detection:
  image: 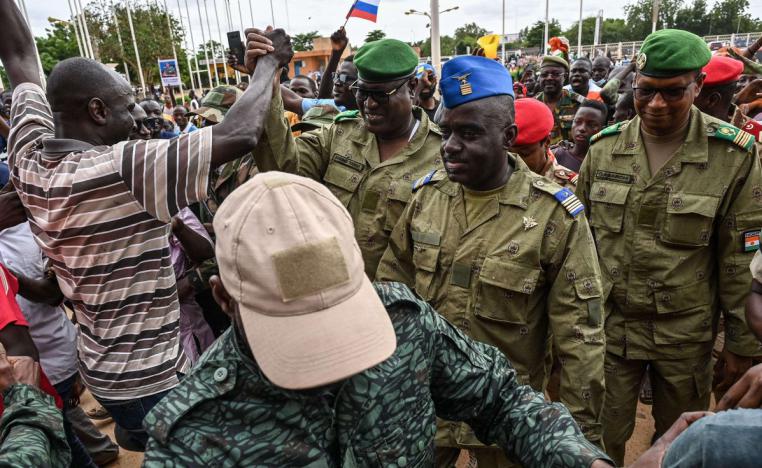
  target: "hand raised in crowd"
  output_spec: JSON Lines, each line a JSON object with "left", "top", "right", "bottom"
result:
{"left": 736, "top": 78, "right": 762, "bottom": 104}
{"left": 243, "top": 27, "right": 293, "bottom": 75}
{"left": 735, "top": 78, "right": 762, "bottom": 116}
{"left": 330, "top": 27, "right": 349, "bottom": 52}
{"left": 716, "top": 363, "right": 762, "bottom": 410}
{"left": 227, "top": 52, "right": 249, "bottom": 75}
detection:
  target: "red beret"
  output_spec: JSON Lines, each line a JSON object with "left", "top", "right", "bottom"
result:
{"left": 514, "top": 98, "right": 554, "bottom": 145}
{"left": 702, "top": 55, "right": 744, "bottom": 87}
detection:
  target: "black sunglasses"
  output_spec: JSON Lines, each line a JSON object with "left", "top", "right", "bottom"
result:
{"left": 350, "top": 80, "right": 409, "bottom": 105}
{"left": 332, "top": 72, "right": 357, "bottom": 85}
{"left": 632, "top": 77, "right": 700, "bottom": 102}
{"left": 143, "top": 117, "right": 162, "bottom": 130}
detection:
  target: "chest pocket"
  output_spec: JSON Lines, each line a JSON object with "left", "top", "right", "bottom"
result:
{"left": 324, "top": 158, "right": 364, "bottom": 205}
{"left": 589, "top": 181, "right": 631, "bottom": 233}
{"left": 384, "top": 183, "right": 413, "bottom": 231}
{"left": 661, "top": 193, "right": 719, "bottom": 247}
{"left": 411, "top": 231, "right": 441, "bottom": 301}
{"left": 474, "top": 257, "right": 542, "bottom": 324}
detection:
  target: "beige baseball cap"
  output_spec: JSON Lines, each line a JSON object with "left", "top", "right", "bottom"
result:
{"left": 213, "top": 172, "right": 397, "bottom": 390}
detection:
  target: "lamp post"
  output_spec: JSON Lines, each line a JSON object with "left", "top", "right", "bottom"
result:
{"left": 405, "top": 4, "right": 459, "bottom": 73}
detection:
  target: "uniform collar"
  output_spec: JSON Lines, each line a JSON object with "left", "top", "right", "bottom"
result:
{"left": 611, "top": 107, "right": 709, "bottom": 164}
{"left": 437, "top": 153, "right": 531, "bottom": 210}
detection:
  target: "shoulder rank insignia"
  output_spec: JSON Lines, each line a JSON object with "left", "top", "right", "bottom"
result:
{"left": 412, "top": 170, "right": 442, "bottom": 192}
{"left": 554, "top": 187, "right": 584, "bottom": 217}
{"left": 711, "top": 123, "right": 755, "bottom": 152}
{"left": 334, "top": 110, "right": 360, "bottom": 123}
{"left": 590, "top": 122, "right": 624, "bottom": 145}
{"left": 531, "top": 180, "right": 584, "bottom": 217}
{"left": 554, "top": 168, "right": 579, "bottom": 185}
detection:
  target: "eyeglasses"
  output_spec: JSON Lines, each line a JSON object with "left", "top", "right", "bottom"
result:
{"left": 539, "top": 71, "right": 564, "bottom": 79}
{"left": 332, "top": 72, "right": 357, "bottom": 85}
{"left": 142, "top": 117, "right": 162, "bottom": 130}
{"left": 350, "top": 80, "right": 409, "bottom": 105}
{"left": 632, "top": 77, "right": 699, "bottom": 102}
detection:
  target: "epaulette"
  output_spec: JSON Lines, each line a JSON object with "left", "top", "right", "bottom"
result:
{"left": 710, "top": 123, "right": 755, "bottom": 152}
{"left": 590, "top": 122, "right": 625, "bottom": 145}
{"left": 532, "top": 180, "right": 584, "bottom": 218}
{"left": 334, "top": 110, "right": 360, "bottom": 123}
{"left": 412, "top": 170, "right": 444, "bottom": 192}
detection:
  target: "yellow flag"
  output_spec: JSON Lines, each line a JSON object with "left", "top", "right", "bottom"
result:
{"left": 477, "top": 34, "right": 502, "bottom": 59}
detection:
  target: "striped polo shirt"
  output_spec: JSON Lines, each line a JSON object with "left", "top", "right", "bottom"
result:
{"left": 8, "top": 83, "right": 212, "bottom": 400}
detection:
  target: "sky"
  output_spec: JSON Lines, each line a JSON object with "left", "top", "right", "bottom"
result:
{"left": 21, "top": 0, "right": 762, "bottom": 50}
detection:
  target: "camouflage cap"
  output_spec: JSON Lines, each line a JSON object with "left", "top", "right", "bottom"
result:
{"left": 291, "top": 105, "right": 339, "bottom": 132}
{"left": 188, "top": 85, "right": 243, "bottom": 124}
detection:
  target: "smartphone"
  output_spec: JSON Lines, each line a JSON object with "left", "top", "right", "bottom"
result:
{"left": 227, "top": 31, "right": 245, "bottom": 66}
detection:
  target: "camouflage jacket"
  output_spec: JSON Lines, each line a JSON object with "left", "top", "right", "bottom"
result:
{"left": 189, "top": 153, "right": 259, "bottom": 292}
{"left": 0, "top": 384, "right": 70, "bottom": 467}
{"left": 251, "top": 91, "right": 442, "bottom": 279}
{"left": 143, "top": 282, "right": 611, "bottom": 467}
{"left": 578, "top": 107, "right": 762, "bottom": 360}
{"left": 534, "top": 89, "right": 585, "bottom": 145}
{"left": 376, "top": 155, "right": 604, "bottom": 445}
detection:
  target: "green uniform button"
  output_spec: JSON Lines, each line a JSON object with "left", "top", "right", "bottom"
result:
{"left": 214, "top": 367, "right": 228, "bottom": 382}
{"left": 397, "top": 456, "right": 408, "bottom": 467}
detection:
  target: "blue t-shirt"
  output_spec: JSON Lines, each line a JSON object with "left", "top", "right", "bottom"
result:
{"left": 301, "top": 99, "right": 346, "bottom": 114}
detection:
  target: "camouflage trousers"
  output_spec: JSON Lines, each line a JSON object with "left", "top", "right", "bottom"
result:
{"left": 601, "top": 351, "right": 712, "bottom": 466}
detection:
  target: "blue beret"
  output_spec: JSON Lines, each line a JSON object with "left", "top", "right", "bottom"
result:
{"left": 440, "top": 56, "right": 514, "bottom": 109}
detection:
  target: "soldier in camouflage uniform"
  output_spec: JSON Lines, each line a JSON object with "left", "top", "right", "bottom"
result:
{"left": 142, "top": 172, "right": 614, "bottom": 468}
{"left": 534, "top": 56, "right": 586, "bottom": 145}
{"left": 376, "top": 56, "right": 605, "bottom": 468}
{"left": 249, "top": 37, "right": 442, "bottom": 279}
{"left": 510, "top": 97, "right": 579, "bottom": 189}
{"left": 576, "top": 29, "right": 762, "bottom": 465}
{"left": 0, "top": 384, "right": 70, "bottom": 466}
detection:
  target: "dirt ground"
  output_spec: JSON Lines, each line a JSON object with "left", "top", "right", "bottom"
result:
{"left": 83, "top": 392, "right": 664, "bottom": 468}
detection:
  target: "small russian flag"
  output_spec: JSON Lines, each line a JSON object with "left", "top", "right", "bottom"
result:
{"left": 346, "top": 0, "right": 380, "bottom": 23}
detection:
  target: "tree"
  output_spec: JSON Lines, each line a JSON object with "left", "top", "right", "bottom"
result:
{"left": 292, "top": 31, "right": 320, "bottom": 51}
{"left": 35, "top": 20, "right": 80, "bottom": 75}
{"left": 563, "top": 17, "right": 634, "bottom": 46}
{"left": 709, "top": 0, "right": 762, "bottom": 35}
{"left": 453, "top": 22, "right": 489, "bottom": 55}
{"left": 520, "top": 20, "right": 562, "bottom": 49}
{"left": 674, "top": 0, "right": 711, "bottom": 36}
{"left": 415, "top": 35, "right": 457, "bottom": 57}
{"left": 365, "top": 29, "right": 386, "bottom": 43}
{"left": 84, "top": 1, "right": 191, "bottom": 89}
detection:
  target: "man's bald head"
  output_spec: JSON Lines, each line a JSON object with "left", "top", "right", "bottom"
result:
{"left": 47, "top": 57, "right": 133, "bottom": 113}
{"left": 46, "top": 57, "right": 136, "bottom": 145}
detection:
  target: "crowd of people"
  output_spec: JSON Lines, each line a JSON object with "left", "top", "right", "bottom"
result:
{"left": 1, "top": 0, "right": 762, "bottom": 465}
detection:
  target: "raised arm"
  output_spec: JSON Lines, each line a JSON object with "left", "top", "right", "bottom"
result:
{"left": 210, "top": 27, "right": 293, "bottom": 168}
{"left": 0, "top": 0, "right": 42, "bottom": 89}
{"left": 317, "top": 27, "right": 349, "bottom": 99}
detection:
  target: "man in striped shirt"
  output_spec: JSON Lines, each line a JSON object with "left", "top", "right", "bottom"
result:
{"left": 0, "top": 2, "right": 293, "bottom": 450}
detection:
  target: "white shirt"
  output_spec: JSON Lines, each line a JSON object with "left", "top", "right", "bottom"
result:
{"left": 0, "top": 223, "right": 79, "bottom": 385}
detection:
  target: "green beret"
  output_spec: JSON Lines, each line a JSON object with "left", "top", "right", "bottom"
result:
{"left": 636, "top": 29, "right": 711, "bottom": 77}
{"left": 540, "top": 55, "right": 569, "bottom": 71}
{"left": 354, "top": 39, "right": 419, "bottom": 83}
